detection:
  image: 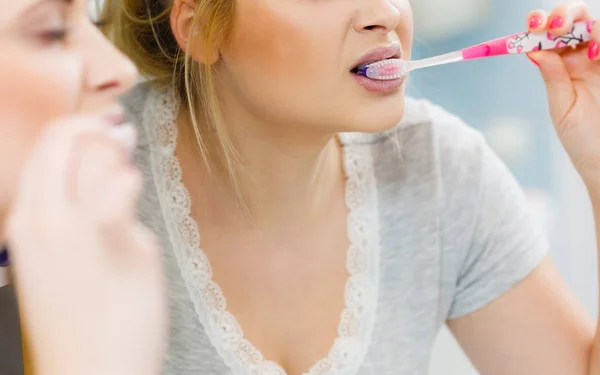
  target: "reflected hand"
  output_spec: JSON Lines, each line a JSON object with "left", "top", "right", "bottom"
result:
{"left": 7, "top": 116, "right": 167, "bottom": 375}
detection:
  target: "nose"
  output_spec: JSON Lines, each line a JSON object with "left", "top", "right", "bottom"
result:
{"left": 353, "top": 0, "right": 402, "bottom": 35}
{"left": 81, "top": 26, "right": 138, "bottom": 108}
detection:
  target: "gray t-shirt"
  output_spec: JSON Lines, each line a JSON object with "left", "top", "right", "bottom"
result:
{"left": 123, "top": 83, "right": 548, "bottom": 375}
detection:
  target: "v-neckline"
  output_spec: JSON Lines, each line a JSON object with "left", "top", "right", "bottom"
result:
{"left": 143, "top": 88, "right": 382, "bottom": 375}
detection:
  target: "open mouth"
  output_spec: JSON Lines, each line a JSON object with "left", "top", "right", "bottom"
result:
{"left": 350, "top": 58, "right": 406, "bottom": 81}
{"left": 351, "top": 55, "right": 395, "bottom": 71}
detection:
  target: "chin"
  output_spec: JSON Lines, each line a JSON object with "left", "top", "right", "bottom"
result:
{"left": 342, "top": 93, "right": 406, "bottom": 134}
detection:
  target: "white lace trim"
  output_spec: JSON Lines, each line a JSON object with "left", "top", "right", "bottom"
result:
{"left": 143, "top": 88, "right": 381, "bottom": 375}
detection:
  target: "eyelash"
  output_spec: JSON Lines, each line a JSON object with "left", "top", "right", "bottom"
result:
{"left": 39, "top": 20, "right": 108, "bottom": 44}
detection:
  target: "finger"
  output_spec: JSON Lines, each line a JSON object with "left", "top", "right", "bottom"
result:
{"left": 547, "top": 1, "right": 592, "bottom": 36}
{"left": 16, "top": 116, "right": 111, "bottom": 211}
{"left": 527, "top": 9, "right": 548, "bottom": 32}
{"left": 73, "top": 126, "right": 141, "bottom": 225}
{"left": 6, "top": 116, "right": 112, "bottom": 248}
{"left": 73, "top": 136, "right": 122, "bottom": 201}
{"left": 107, "top": 222, "right": 162, "bottom": 273}
{"left": 589, "top": 22, "right": 600, "bottom": 61}
{"left": 7, "top": 118, "right": 137, "bottom": 252}
{"left": 82, "top": 164, "right": 143, "bottom": 229}
{"left": 527, "top": 48, "right": 574, "bottom": 125}
{"left": 130, "top": 223, "right": 161, "bottom": 265}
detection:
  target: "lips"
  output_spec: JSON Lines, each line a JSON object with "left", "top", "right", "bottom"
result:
{"left": 351, "top": 42, "right": 402, "bottom": 71}
{"left": 102, "top": 104, "right": 126, "bottom": 126}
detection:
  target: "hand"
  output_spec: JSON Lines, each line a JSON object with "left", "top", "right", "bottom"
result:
{"left": 6, "top": 115, "right": 167, "bottom": 375}
{"left": 526, "top": 2, "right": 600, "bottom": 187}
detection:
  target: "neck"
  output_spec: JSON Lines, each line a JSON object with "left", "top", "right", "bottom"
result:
{"left": 177, "top": 111, "right": 345, "bottom": 230}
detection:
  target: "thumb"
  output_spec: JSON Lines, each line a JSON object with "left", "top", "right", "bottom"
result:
{"left": 528, "top": 50, "right": 575, "bottom": 125}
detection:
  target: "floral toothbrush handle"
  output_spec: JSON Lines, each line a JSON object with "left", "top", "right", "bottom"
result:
{"left": 462, "top": 20, "right": 596, "bottom": 60}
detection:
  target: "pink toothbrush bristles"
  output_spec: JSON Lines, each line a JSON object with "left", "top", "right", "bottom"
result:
{"left": 355, "top": 59, "right": 408, "bottom": 80}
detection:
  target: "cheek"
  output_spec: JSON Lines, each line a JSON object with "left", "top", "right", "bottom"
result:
{"left": 221, "top": 0, "right": 331, "bottom": 82}
{"left": 0, "top": 46, "right": 81, "bottom": 205}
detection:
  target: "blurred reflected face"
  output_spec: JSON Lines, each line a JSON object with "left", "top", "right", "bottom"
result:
{"left": 0, "top": 0, "right": 137, "bottom": 223}
{"left": 214, "top": 0, "right": 413, "bottom": 135}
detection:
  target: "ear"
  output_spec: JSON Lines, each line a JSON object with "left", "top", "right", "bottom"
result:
{"left": 170, "top": 0, "right": 220, "bottom": 64}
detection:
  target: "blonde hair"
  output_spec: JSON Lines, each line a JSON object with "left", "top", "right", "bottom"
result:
{"left": 101, "top": 0, "right": 245, "bottom": 202}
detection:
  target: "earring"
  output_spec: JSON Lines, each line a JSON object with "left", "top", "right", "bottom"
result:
{"left": 0, "top": 246, "right": 8, "bottom": 267}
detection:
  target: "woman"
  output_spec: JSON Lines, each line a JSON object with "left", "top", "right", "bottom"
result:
{"left": 102, "top": 0, "right": 600, "bottom": 374}
{"left": 0, "top": 1, "right": 167, "bottom": 375}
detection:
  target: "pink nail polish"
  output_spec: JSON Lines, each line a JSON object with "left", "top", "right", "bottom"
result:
{"left": 549, "top": 16, "right": 564, "bottom": 29}
{"left": 589, "top": 41, "right": 599, "bottom": 60}
{"left": 529, "top": 15, "right": 543, "bottom": 29}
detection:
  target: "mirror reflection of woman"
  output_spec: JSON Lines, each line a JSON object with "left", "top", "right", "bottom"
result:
{"left": 0, "top": 1, "right": 167, "bottom": 375}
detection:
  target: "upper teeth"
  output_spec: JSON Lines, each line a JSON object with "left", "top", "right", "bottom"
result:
{"left": 358, "top": 58, "right": 392, "bottom": 69}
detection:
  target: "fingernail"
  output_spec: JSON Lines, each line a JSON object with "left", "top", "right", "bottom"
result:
{"left": 549, "top": 15, "right": 564, "bottom": 29}
{"left": 108, "top": 124, "right": 137, "bottom": 155}
{"left": 529, "top": 15, "right": 543, "bottom": 29}
{"left": 527, "top": 55, "right": 540, "bottom": 67}
{"left": 589, "top": 41, "right": 599, "bottom": 60}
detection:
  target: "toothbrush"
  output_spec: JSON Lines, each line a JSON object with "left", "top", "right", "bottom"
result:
{"left": 357, "top": 19, "right": 596, "bottom": 80}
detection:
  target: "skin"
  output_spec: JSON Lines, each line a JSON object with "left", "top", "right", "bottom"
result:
{"left": 216, "top": 0, "right": 414, "bottom": 136}
{"left": 170, "top": 1, "right": 415, "bottom": 372}
{"left": 0, "top": 2, "right": 166, "bottom": 375}
{"left": 0, "top": 0, "right": 137, "bottom": 234}
{"left": 170, "top": 0, "right": 600, "bottom": 374}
